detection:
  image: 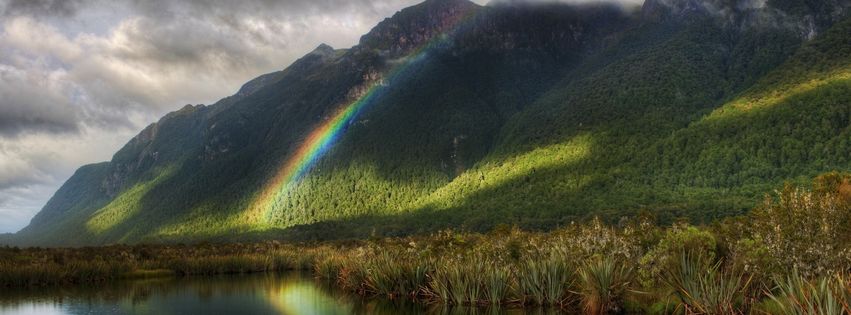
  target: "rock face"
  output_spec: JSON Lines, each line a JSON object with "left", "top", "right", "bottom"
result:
{"left": 11, "top": 0, "right": 851, "bottom": 246}
{"left": 642, "top": 0, "right": 850, "bottom": 37}
{"left": 641, "top": 0, "right": 709, "bottom": 19}
{"left": 359, "top": 0, "right": 480, "bottom": 56}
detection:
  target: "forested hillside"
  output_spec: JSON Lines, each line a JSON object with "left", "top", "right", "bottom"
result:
{"left": 11, "top": 0, "right": 851, "bottom": 246}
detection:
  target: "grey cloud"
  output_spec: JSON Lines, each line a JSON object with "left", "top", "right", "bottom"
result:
{"left": 0, "top": 65, "right": 80, "bottom": 136}
{"left": 487, "top": 0, "right": 643, "bottom": 7}
{"left": 0, "top": 0, "right": 425, "bottom": 138}
{"left": 0, "top": 207, "right": 34, "bottom": 233}
{"left": 128, "top": 0, "right": 415, "bottom": 19}
{"left": 0, "top": 186, "right": 49, "bottom": 233}
{"left": 0, "top": 138, "right": 59, "bottom": 187}
{"left": 0, "top": 170, "right": 46, "bottom": 191}
{"left": 0, "top": 172, "right": 43, "bottom": 191}
{"left": 0, "top": 149, "right": 57, "bottom": 233}
{"left": 0, "top": 0, "right": 81, "bottom": 17}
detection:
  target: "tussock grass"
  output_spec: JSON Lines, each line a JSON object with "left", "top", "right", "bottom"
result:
{"left": 662, "top": 254, "right": 753, "bottom": 314}
{"left": 363, "top": 250, "right": 429, "bottom": 299}
{"left": 576, "top": 256, "right": 635, "bottom": 315}
{"left": 516, "top": 254, "right": 573, "bottom": 307}
{"left": 762, "top": 271, "right": 851, "bottom": 315}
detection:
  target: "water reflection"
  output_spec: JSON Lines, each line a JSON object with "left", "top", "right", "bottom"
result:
{"left": 0, "top": 273, "right": 569, "bottom": 314}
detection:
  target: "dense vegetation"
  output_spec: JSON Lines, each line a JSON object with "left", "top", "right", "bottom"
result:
{"left": 3, "top": 174, "right": 850, "bottom": 313}
{"left": 9, "top": 0, "right": 851, "bottom": 246}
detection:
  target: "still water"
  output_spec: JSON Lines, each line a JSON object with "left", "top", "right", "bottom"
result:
{"left": 0, "top": 273, "right": 566, "bottom": 315}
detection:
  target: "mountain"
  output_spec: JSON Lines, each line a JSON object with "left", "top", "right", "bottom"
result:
{"left": 11, "top": 0, "right": 851, "bottom": 246}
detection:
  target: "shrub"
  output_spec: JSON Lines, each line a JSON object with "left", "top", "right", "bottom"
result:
{"left": 639, "top": 224, "right": 717, "bottom": 286}
{"left": 751, "top": 180, "right": 851, "bottom": 277}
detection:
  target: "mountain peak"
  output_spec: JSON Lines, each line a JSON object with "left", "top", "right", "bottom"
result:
{"left": 311, "top": 43, "right": 335, "bottom": 56}
{"left": 641, "top": 0, "right": 712, "bottom": 20}
{"left": 421, "top": 0, "right": 476, "bottom": 8}
{"left": 357, "top": 0, "right": 479, "bottom": 55}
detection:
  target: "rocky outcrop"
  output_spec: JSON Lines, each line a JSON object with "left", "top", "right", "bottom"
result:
{"left": 642, "top": 0, "right": 850, "bottom": 39}
{"left": 358, "top": 0, "right": 480, "bottom": 57}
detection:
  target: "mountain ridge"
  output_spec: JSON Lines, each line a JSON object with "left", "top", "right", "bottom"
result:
{"left": 10, "top": 0, "right": 851, "bottom": 246}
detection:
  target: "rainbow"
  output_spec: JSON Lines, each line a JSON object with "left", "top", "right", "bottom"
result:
{"left": 249, "top": 6, "right": 479, "bottom": 222}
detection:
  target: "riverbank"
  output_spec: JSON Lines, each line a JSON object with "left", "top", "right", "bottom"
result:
{"left": 0, "top": 242, "right": 315, "bottom": 287}
{"left": 2, "top": 174, "right": 850, "bottom": 313}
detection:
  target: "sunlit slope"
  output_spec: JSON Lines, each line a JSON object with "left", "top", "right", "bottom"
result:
{"left": 16, "top": 163, "right": 112, "bottom": 246}
{"left": 422, "top": 16, "right": 851, "bottom": 229}
{"left": 273, "top": 15, "right": 851, "bottom": 237}
{"left": 649, "top": 16, "right": 851, "bottom": 192}
{"left": 150, "top": 3, "right": 630, "bottom": 240}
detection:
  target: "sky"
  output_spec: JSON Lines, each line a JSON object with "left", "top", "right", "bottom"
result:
{"left": 0, "top": 0, "right": 642, "bottom": 233}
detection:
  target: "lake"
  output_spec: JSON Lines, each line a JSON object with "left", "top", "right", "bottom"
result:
{"left": 0, "top": 272, "right": 567, "bottom": 314}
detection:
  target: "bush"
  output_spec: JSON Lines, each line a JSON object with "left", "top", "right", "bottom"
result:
{"left": 639, "top": 224, "right": 717, "bottom": 286}
{"left": 751, "top": 176, "right": 851, "bottom": 277}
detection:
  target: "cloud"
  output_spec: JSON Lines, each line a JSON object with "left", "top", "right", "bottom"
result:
{"left": 0, "top": 64, "right": 80, "bottom": 136}
{"left": 0, "top": 0, "right": 436, "bottom": 137}
{"left": 487, "top": 0, "right": 643, "bottom": 6}
{"left": 0, "top": 0, "right": 81, "bottom": 18}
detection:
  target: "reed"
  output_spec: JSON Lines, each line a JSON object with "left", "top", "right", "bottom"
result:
{"left": 842, "top": 275, "right": 851, "bottom": 313}
{"left": 0, "top": 259, "right": 131, "bottom": 287}
{"left": 313, "top": 254, "right": 344, "bottom": 281}
{"left": 0, "top": 243, "right": 310, "bottom": 288}
{"left": 166, "top": 254, "right": 287, "bottom": 275}
{"left": 362, "top": 250, "right": 429, "bottom": 299}
{"left": 481, "top": 259, "right": 513, "bottom": 305}
{"left": 763, "top": 271, "right": 851, "bottom": 315}
{"left": 429, "top": 255, "right": 492, "bottom": 305}
{"left": 576, "top": 256, "right": 635, "bottom": 315}
{"left": 662, "top": 253, "right": 752, "bottom": 314}
{"left": 515, "top": 253, "right": 574, "bottom": 307}
{"left": 337, "top": 255, "right": 368, "bottom": 293}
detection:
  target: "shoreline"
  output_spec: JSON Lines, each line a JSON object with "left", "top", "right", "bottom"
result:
{"left": 1, "top": 175, "right": 849, "bottom": 313}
